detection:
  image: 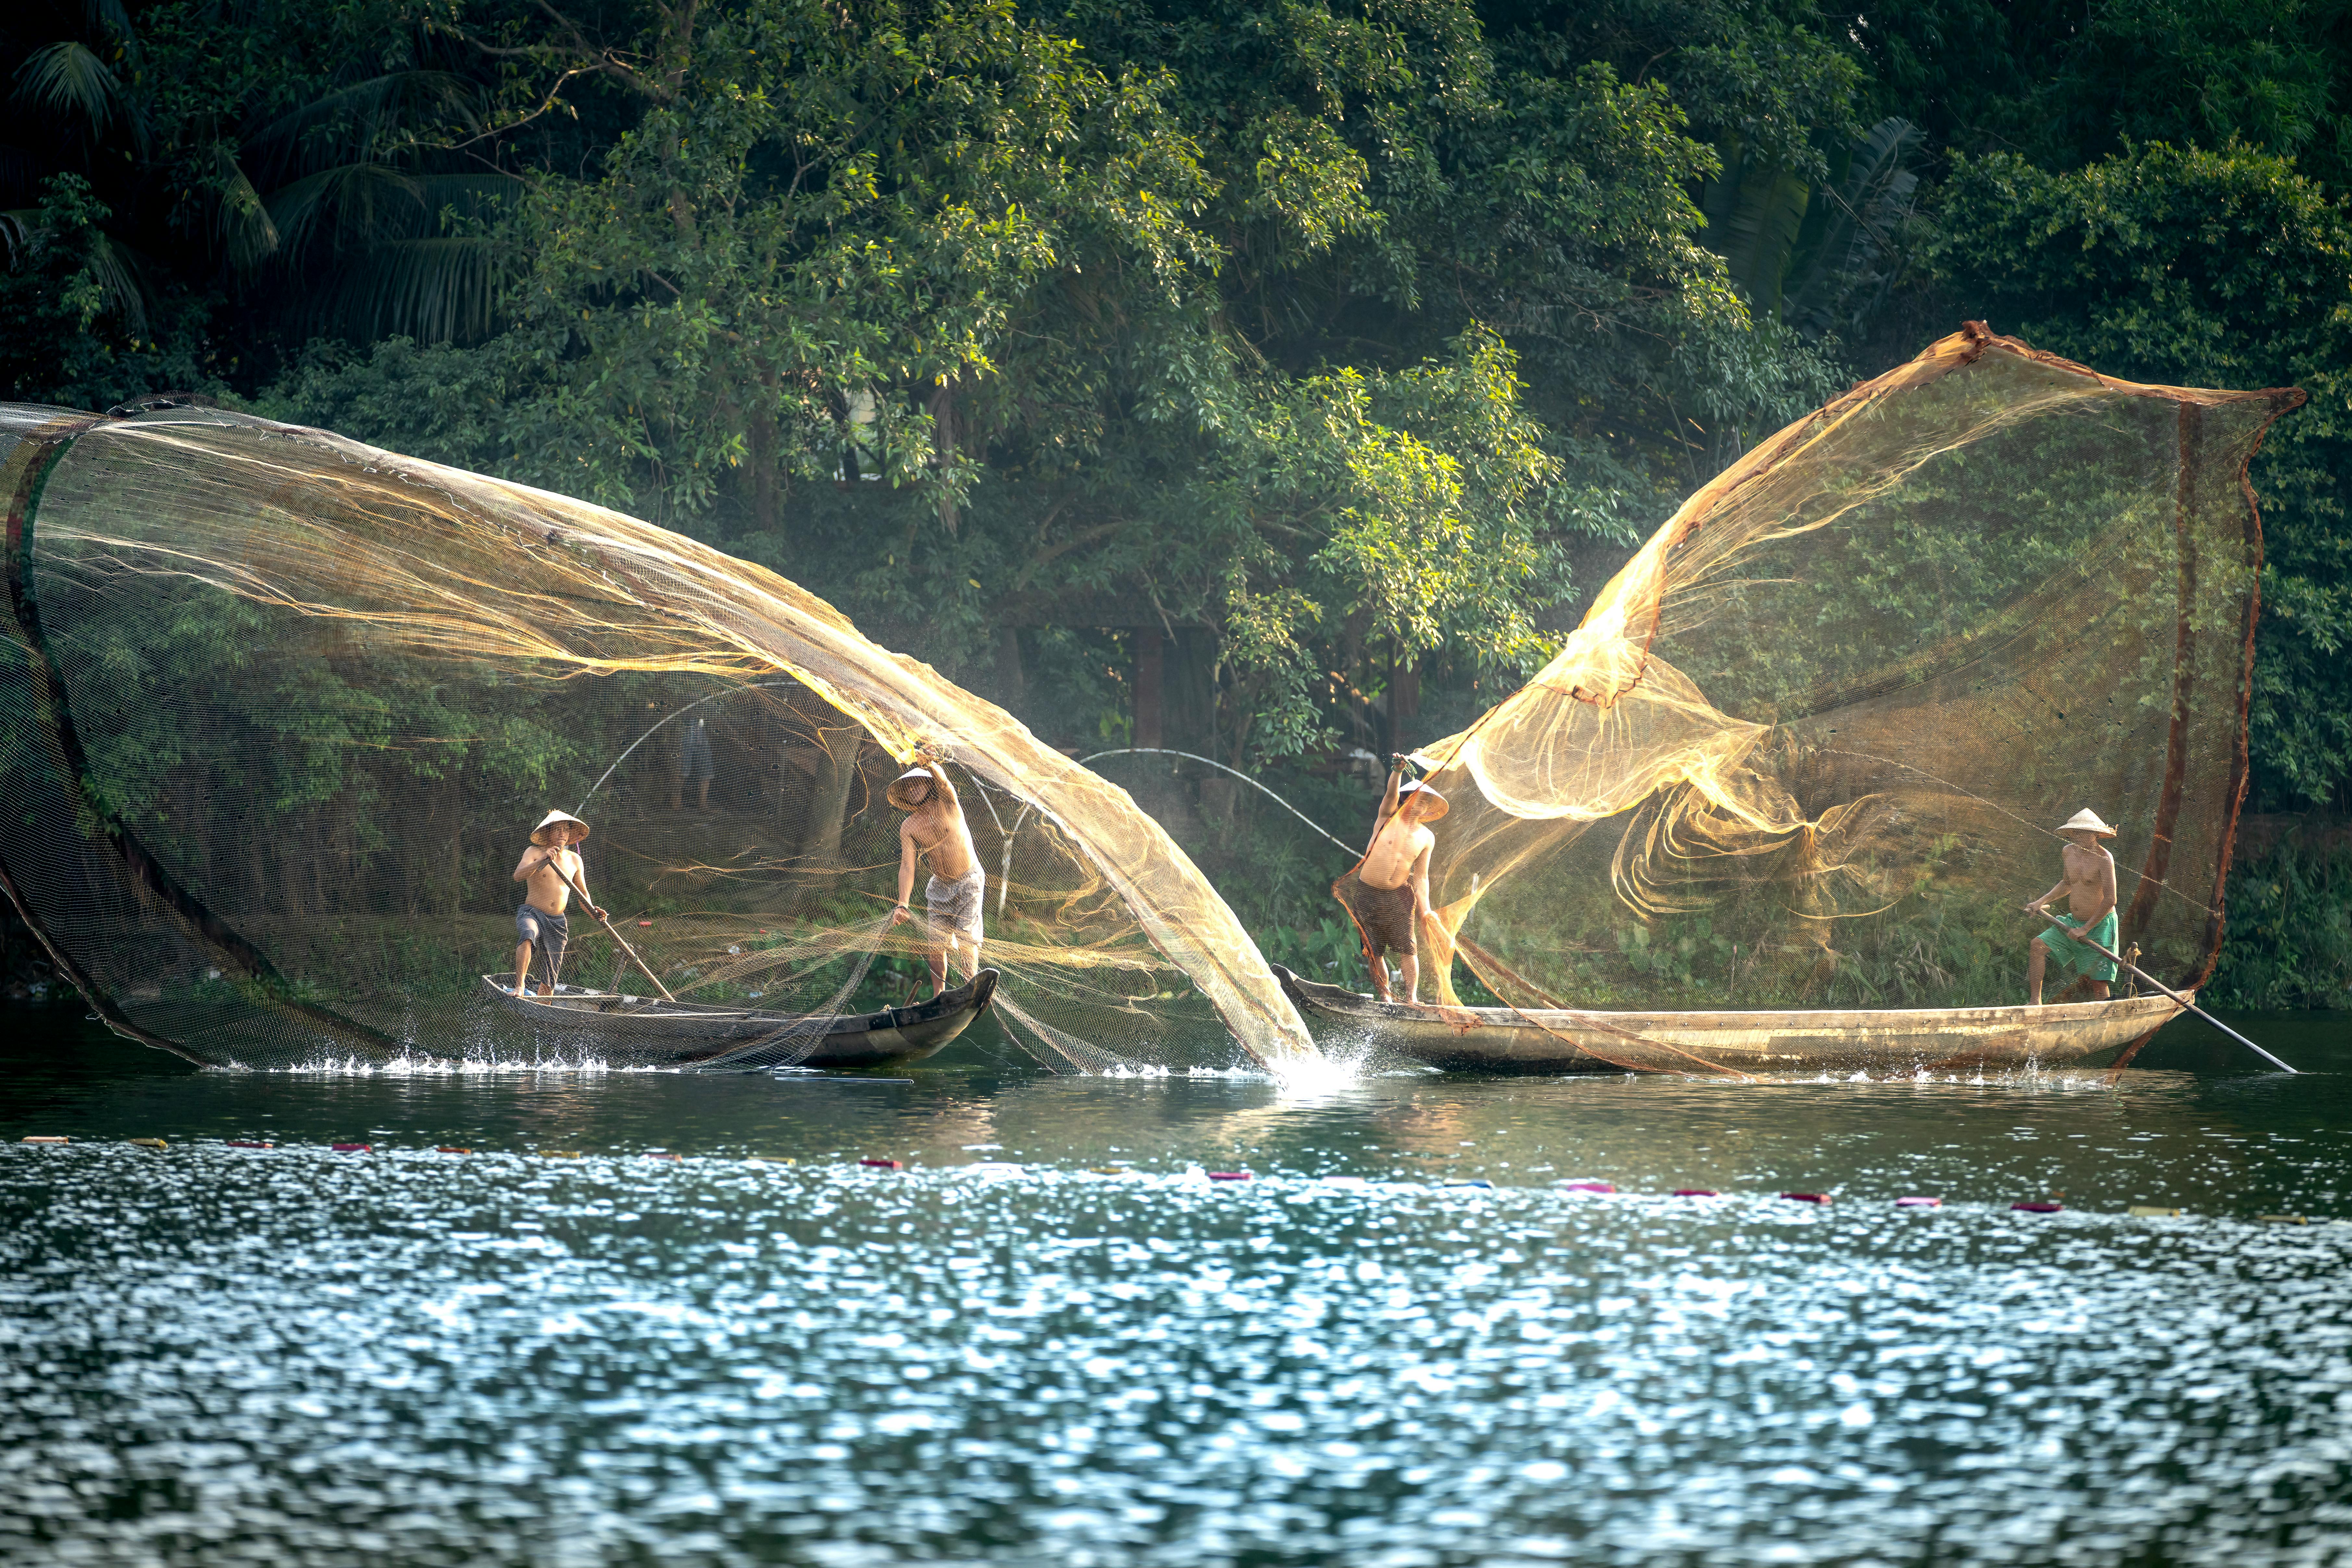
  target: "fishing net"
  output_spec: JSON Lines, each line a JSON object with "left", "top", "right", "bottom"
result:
{"left": 1411, "top": 325, "right": 2297, "bottom": 1022}
{"left": 0, "top": 400, "right": 1315, "bottom": 1072}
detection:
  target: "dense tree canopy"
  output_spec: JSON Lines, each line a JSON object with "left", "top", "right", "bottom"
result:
{"left": 3, "top": 0, "right": 2347, "bottom": 817}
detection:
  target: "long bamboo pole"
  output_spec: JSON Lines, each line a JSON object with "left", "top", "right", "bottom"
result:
{"left": 2034, "top": 915, "right": 2295, "bottom": 1073}
{"left": 545, "top": 854, "right": 676, "bottom": 1004}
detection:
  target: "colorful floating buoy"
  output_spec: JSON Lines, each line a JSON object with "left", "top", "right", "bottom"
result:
{"left": 1561, "top": 1181, "right": 1615, "bottom": 1194}
{"left": 2010, "top": 1201, "right": 2063, "bottom": 1213}
{"left": 1781, "top": 1192, "right": 1832, "bottom": 1204}
{"left": 1446, "top": 1178, "right": 1495, "bottom": 1189}
{"left": 647, "top": 1152, "right": 682, "bottom": 1161}
{"left": 542, "top": 1150, "right": 581, "bottom": 1158}
{"left": 331, "top": 1142, "right": 371, "bottom": 1153}
{"left": 227, "top": 1139, "right": 274, "bottom": 1149}
{"left": 637, "top": 920, "right": 653, "bottom": 927}
{"left": 1208, "top": 1170, "right": 1252, "bottom": 1182}
{"left": 2259, "top": 1214, "right": 2308, "bottom": 1226}
{"left": 19, "top": 1135, "right": 67, "bottom": 1145}
{"left": 1087, "top": 1166, "right": 1131, "bottom": 1176}
{"left": 129, "top": 1138, "right": 167, "bottom": 1150}
{"left": 1671, "top": 1188, "right": 1719, "bottom": 1198}
{"left": 1894, "top": 1196, "right": 1941, "bottom": 1208}
{"left": 2127, "top": 1205, "right": 2182, "bottom": 1217}
{"left": 437, "top": 1146, "right": 472, "bottom": 1154}
{"left": 859, "top": 1157, "right": 903, "bottom": 1170}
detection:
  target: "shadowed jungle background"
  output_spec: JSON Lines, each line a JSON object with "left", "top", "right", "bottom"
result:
{"left": 4, "top": 0, "right": 2347, "bottom": 1013}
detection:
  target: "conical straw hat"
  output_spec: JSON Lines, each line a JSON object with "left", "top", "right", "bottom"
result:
{"left": 887, "top": 768, "right": 936, "bottom": 810}
{"left": 2057, "top": 807, "right": 2115, "bottom": 837}
{"left": 530, "top": 808, "right": 591, "bottom": 845}
{"left": 1399, "top": 780, "right": 1450, "bottom": 820}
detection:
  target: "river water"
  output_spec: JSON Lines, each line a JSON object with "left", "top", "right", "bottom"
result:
{"left": 3, "top": 1010, "right": 2348, "bottom": 1567}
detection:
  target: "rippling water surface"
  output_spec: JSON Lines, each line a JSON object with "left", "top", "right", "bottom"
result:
{"left": 3, "top": 1012, "right": 2349, "bottom": 1567}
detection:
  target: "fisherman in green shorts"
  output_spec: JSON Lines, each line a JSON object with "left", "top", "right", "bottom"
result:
{"left": 2025, "top": 808, "right": 2119, "bottom": 1004}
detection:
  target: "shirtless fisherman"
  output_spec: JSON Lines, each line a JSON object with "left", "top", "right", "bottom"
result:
{"left": 2025, "top": 808, "right": 2119, "bottom": 1004}
{"left": 510, "top": 809, "right": 605, "bottom": 996}
{"left": 1332, "top": 756, "right": 1446, "bottom": 1003}
{"left": 889, "top": 757, "right": 983, "bottom": 997}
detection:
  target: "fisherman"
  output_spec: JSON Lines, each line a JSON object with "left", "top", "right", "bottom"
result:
{"left": 1332, "top": 755, "right": 1446, "bottom": 1004}
{"left": 511, "top": 809, "right": 605, "bottom": 997}
{"left": 2025, "top": 808, "right": 2119, "bottom": 1004}
{"left": 889, "top": 756, "right": 983, "bottom": 997}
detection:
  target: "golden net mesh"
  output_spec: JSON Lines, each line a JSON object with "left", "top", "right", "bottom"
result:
{"left": 0, "top": 401, "right": 1315, "bottom": 1070}
{"left": 1410, "top": 326, "right": 2297, "bottom": 1020}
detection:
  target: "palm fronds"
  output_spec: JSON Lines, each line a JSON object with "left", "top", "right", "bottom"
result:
{"left": 13, "top": 42, "right": 145, "bottom": 152}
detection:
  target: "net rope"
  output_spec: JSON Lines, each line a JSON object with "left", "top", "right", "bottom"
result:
{"left": 0, "top": 400, "right": 1316, "bottom": 1071}
{"left": 1403, "top": 324, "right": 2297, "bottom": 1031}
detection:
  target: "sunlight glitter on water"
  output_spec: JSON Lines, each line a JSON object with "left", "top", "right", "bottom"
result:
{"left": 2, "top": 1011, "right": 2346, "bottom": 1567}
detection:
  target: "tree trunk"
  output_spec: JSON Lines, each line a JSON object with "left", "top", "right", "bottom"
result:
{"left": 1168, "top": 629, "right": 1215, "bottom": 753}
{"left": 748, "top": 369, "right": 781, "bottom": 536}
{"left": 929, "top": 379, "right": 959, "bottom": 532}
{"left": 995, "top": 626, "right": 1025, "bottom": 707}
{"left": 798, "top": 722, "right": 864, "bottom": 868}
{"left": 1133, "top": 633, "right": 1164, "bottom": 752}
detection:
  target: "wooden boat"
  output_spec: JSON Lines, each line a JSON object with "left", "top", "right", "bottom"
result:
{"left": 1271, "top": 964, "right": 2185, "bottom": 1074}
{"left": 481, "top": 967, "right": 998, "bottom": 1069}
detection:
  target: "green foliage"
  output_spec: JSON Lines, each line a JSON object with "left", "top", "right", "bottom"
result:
{"left": 0, "top": 175, "right": 215, "bottom": 411}
{"left": 7, "top": 0, "right": 2352, "bottom": 1003}
{"left": 2207, "top": 838, "right": 2352, "bottom": 1009}
{"left": 1932, "top": 141, "right": 2352, "bottom": 810}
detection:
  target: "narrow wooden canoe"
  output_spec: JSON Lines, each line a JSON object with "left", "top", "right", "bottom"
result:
{"left": 1270, "top": 964, "right": 2184, "bottom": 1074}
{"left": 481, "top": 967, "right": 998, "bottom": 1069}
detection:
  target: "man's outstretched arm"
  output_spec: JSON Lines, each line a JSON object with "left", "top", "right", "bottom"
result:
{"left": 923, "top": 759, "right": 960, "bottom": 812}
{"left": 893, "top": 824, "right": 920, "bottom": 924}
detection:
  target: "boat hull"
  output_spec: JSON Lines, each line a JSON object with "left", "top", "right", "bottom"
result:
{"left": 481, "top": 968, "right": 998, "bottom": 1068}
{"left": 1271, "top": 965, "right": 2184, "bottom": 1074}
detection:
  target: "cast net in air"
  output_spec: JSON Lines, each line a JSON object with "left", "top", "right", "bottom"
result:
{"left": 0, "top": 400, "right": 1316, "bottom": 1073}
{"left": 1407, "top": 325, "right": 2297, "bottom": 1039}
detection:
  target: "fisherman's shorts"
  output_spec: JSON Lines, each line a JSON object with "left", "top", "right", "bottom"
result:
{"left": 2038, "top": 910, "right": 2118, "bottom": 983}
{"left": 679, "top": 727, "right": 715, "bottom": 782}
{"left": 1333, "top": 868, "right": 1417, "bottom": 961}
{"left": 516, "top": 903, "right": 570, "bottom": 983}
{"left": 925, "top": 866, "right": 986, "bottom": 945}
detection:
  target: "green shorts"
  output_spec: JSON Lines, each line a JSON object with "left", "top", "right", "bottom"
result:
{"left": 2039, "top": 910, "right": 2118, "bottom": 982}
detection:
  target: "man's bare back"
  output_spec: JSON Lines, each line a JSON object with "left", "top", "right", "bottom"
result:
{"left": 899, "top": 782, "right": 977, "bottom": 881}
{"left": 1359, "top": 798, "right": 1433, "bottom": 894}
{"left": 1332, "top": 761, "right": 1445, "bottom": 1003}
{"left": 890, "top": 759, "right": 983, "bottom": 995}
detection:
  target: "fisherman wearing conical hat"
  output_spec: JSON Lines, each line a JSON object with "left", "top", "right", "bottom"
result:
{"left": 1333, "top": 756, "right": 1448, "bottom": 1004}
{"left": 889, "top": 755, "right": 983, "bottom": 998}
{"left": 510, "top": 809, "right": 605, "bottom": 997}
{"left": 2025, "top": 808, "right": 2119, "bottom": 1005}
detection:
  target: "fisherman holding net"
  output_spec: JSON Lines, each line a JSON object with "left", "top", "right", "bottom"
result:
{"left": 2025, "top": 808, "right": 2119, "bottom": 1004}
{"left": 1333, "top": 757, "right": 1447, "bottom": 1003}
{"left": 510, "top": 809, "right": 604, "bottom": 996}
{"left": 890, "top": 757, "right": 983, "bottom": 998}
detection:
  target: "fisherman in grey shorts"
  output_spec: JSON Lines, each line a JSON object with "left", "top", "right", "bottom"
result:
{"left": 888, "top": 756, "right": 983, "bottom": 997}
{"left": 510, "top": 809, "right": 604, "bottom": 995}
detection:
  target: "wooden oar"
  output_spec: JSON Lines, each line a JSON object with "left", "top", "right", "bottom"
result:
{"left": 2031, "top": 912, "right": 2295, "bottom": 1073}
{"left": 543, "top": 852, "right": 676, "bottom": 1003}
